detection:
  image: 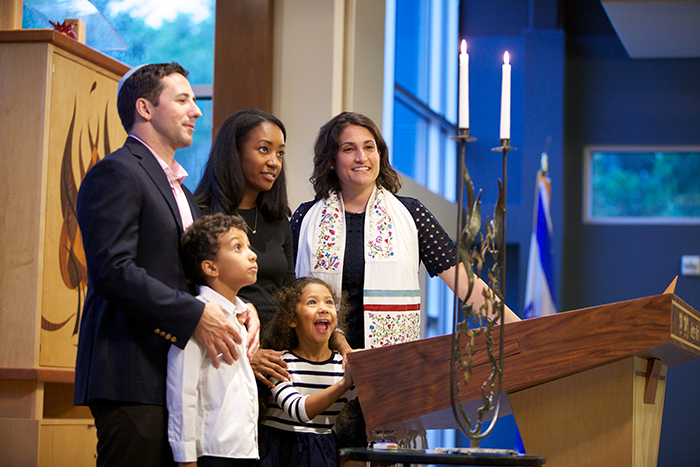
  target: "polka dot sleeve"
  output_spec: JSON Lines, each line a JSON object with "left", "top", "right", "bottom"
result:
{"left": 397, "top": 196, "right": 458, "bottom": 277}
{"left": 290, "top": 200, "right": 315, "bottom": 261}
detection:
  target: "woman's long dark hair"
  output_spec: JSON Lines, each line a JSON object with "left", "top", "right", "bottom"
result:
{"left": 195, "top": 108, "right": 290, "bottom": 220}
{"left": 310, "top": 111, "right": 401, "bottom": 200}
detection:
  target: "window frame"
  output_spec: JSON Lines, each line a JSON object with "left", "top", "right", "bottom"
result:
{"left": 387, "top": 0, "right": 459, "bottom": 202}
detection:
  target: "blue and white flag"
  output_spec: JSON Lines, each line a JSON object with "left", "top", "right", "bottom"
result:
{"left": 524, "top": 168, "right": 556, "bottom": 319}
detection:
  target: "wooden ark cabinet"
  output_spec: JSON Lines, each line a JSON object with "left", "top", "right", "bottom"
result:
{"left": 0, "top": 30, "right": 128, "bottom": 466}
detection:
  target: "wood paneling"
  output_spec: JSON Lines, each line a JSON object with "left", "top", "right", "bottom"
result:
{"left": 0, "top": 30, "right": 127, "bottom": 465}
{"left": 0, "top": 30, "right": 129, "bottom": 75}
{"left": 38, "top": 421, "right": 98, "bottom": 466}
{"left": 0, "top": 419, "right": 40, "bottom": 466}
{"left": 0, "top": 0, "right": 22, "bottom": 29}
{"left": 0, "top": 40, "right": 50, "bottom": 369}
{"left": 0, "top": 367, "right": 75, "bottom": 384}
{"left": 0, "top": 30, "right": 128, "bottom": 371}
{"left": 0, "top": 380, "right": 44, "bottom": 419}
{"left": 40, "top": 50, "right": 125, "bottom": 368}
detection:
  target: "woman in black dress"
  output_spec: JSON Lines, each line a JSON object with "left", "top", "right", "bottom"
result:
{"left": 195, "top": 108, "right": 295, "bottom": 384}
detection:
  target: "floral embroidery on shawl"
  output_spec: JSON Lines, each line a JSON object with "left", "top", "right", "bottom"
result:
{"left": 313, "top": 194, "right": 343, "bottom": 270}
{"left": 366, "top": 192, "right": 395, "bottom": 260}
{"left": 366, "top": 311, "right": 420, "bottom": 348}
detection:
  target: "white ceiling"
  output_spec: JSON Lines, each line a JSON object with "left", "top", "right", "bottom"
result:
{"left": 601, "top": 0, "right": 700, "bottom": 58}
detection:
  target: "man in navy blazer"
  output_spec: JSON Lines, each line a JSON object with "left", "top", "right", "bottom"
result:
{"left": 75, "top": 63, "right": 259, "bottom": 466}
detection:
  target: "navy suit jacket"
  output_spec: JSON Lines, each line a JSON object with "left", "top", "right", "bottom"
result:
{"left": 74, "top": 137, "right": 204, "bottom": 406}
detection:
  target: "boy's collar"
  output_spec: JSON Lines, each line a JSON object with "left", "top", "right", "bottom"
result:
{"left": 197, "top": 285, "right": 246, "bottom": 315}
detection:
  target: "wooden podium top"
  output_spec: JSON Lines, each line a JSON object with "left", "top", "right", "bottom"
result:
{"left": 0, "top": 29, "right": 129, "bottom": 76}
{"left": 348, "top": 293, "right": 700, "bottom": 431}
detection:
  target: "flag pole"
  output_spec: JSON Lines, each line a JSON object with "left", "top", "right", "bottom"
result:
{"left": 524, "top": 138, "right": 557, "bottom": 319}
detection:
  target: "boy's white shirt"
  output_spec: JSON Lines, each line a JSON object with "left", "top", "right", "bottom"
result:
{"left": 167, "top": 286, "right": 259, "bottom": 462}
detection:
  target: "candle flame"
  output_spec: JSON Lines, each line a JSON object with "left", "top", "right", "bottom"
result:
{"left": 461, "top": 40, "right": 467, "bottom": 55}
{"left": 504, "top": 51, "right": 510, "bottom": 65}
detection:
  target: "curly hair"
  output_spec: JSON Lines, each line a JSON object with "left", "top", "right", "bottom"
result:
{"left": 262, "top": 277, "right": 348, "bottom": 352}
{"left": 117, "top": 62, "right": 188, "bottom": 133}
{"left": 180, "top": 213, "right": 247, "bottom": 285}
{"left": 310, "top": 111, "right": 401, "bottom": 200}
{"left": 195, "top": 108, "right": 290, "bottom": 221}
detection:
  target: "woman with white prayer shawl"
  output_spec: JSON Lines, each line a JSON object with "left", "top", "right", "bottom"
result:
{"left": 291, "top": 111, "right": 520, "bottom": 356}
{"left": 291, "top": 111, "right": 520, "bottom": 451}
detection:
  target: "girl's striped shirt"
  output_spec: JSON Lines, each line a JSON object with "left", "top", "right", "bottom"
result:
{"left": 262, "top": 350, "right": 356, "bottom": 434}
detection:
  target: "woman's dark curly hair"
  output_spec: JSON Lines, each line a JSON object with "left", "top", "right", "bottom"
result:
{"left": 262, "top": 277, "right": 348, "bottom": 352}
{"left": 180, "top": 213, "right": 247, "bottom": 285}
{"left": 310, "top": 111, "right": 402, "bottom": 200}
{"left": 195, "top": 108, "right": 290, "bottom": 221}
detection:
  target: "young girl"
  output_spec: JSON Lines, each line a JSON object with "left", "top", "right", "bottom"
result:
{"left": 258, "top": 277, "right": 356, "bottom": 467}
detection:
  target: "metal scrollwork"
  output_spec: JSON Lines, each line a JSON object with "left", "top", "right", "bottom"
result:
{"left": 449, "top": 131, "right": 514, "bottom": 451}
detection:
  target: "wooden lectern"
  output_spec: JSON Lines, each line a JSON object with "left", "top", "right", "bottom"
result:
{"left": 348, "top": 293, "right": 700, "bottom": 467}
{"left": 0, "top": 30, "right": 128, "bottom": 465}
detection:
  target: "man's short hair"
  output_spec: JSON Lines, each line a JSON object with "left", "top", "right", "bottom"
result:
{"left": 117, "top": 62, "right": 188, "bottom": 133}
{"left": 180, "top": 213, "right": 248, "bottom": 285}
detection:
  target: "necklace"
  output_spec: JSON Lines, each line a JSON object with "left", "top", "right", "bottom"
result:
{"left": 237, "top": 206, "right": 258, "bottom": 234}
{"left": 248, "top": 207, "right": 259, "bottom": 234}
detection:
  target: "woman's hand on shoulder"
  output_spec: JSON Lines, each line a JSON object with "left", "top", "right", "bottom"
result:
{"left": 252, "top": 348, "right": 291, "bottom": 388}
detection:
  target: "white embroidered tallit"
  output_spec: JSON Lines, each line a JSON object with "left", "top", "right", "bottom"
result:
{"left": 295, "top": 186, "right": 421, "bottom": 348}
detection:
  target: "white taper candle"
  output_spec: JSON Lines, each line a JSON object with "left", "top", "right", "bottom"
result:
{"left": 499, "top": 51, "right": 511, "bottom": 140}
{"left": 459, "top": 40, "right": 469, "bottom": 129}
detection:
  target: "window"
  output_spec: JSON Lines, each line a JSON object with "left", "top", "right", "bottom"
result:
{"left": 386, "top": 0, "right": 459, "bottom": 344}
{"left": 584, "top": 146, "right": 700, "bottom": 224}
{"left": 386, "top": 0, "right": 458, "bottom": 202}
{"left": 385, "top": 0, "right": 459, "bottom": 450}
{"left": 23, "top": 0, "right": 216, "bottom": 191}
{"left": 387, "top": 0, "right": 458, "bottom": 336}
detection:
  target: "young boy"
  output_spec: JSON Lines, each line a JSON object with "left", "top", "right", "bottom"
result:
{"left": 167, "top": 213, "right": 259, "bottom": 467}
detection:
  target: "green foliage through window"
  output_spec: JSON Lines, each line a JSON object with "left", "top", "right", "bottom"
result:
{"left": 587, "top": 149, "right": 700, "bottom": 222}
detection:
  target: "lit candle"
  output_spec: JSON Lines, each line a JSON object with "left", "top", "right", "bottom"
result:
{"left": 459, "top": 40, "right": 469, "bottom": 129}
{"left": 499, "top": 51, "right": 511, "bottom": 140}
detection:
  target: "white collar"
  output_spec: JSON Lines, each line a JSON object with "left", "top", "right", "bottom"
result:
{"left": 197, "top": 285, "right": 246, "bottom": 316}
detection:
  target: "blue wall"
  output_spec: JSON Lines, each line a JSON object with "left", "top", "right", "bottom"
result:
{"left": 460, "top": 1, "right": 700, "bottom": 463}
{"left": 565, "top": 33, "right": 700, "bottom": 467}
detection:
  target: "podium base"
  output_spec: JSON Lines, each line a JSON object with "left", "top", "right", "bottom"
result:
{"left": 510, "top": 356, "right": 666, "bottom": 467}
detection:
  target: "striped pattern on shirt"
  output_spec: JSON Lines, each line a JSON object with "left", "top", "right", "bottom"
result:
{"left": 262, "top": 350, "right": 356, "bottom": 434}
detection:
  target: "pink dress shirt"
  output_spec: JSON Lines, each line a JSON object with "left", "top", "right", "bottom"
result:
{"left": 129, "top": 135, "right": 194, "bottom": 229}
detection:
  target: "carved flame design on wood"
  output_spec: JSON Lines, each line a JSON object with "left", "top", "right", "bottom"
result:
{"left": 42, "top": 82, "right": 111, "bottom": 334}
